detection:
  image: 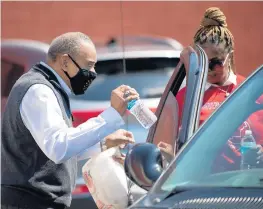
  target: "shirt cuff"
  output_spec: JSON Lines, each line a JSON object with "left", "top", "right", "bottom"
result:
{"left": 100, "top": 107, "right": 125, "bottom": 129}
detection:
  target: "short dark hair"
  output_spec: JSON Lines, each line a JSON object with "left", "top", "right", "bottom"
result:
{"left": 48, "top": 32, "right": 94, "bottom": 61}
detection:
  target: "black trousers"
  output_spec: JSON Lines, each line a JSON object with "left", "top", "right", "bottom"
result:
{"left": 1, "top": 186, "right": 67, "bottom": 209}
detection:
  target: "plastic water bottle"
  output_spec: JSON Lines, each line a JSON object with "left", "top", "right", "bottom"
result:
{"left": 240, "top": 130, "right": 257, "bottom": 170}
{"left": 127, "top": 99, "right": 157, "bottom": 129}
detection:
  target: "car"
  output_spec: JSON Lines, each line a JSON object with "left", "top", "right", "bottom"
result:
{"left": 123, "top": 45, "right": 263, "bottom": 208}
{"left": 1, "top": 36, "right": 183, "bottom": 209}
{"left": 1, "top": 40, "right": 50, "bottom": 112}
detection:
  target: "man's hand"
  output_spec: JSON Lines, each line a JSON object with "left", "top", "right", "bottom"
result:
{"left": 112, "top": 155, "right": 126, "bottom": 166}
{"left": 111, "top": 85, "right": 139, "bottom": 116}
{"left": 104, "top": 129, "right": 135, "bottom": 150}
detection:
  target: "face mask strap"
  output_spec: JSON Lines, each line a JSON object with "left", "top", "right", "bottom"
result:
{"left": 68, "top": 54, "right": 82, "bottom": 70}
{"left": 64, "top": 71, "right": 71, "bottom": 79}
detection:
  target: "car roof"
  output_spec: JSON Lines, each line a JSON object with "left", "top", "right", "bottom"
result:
{"left": 2, "top": 36, "right": 182, "bottom": 61}
{"left": 96, "top": 36, "right": 183, "bottom": 60}
{"left": 96, "top": 46, "right": 181, "bottom": 61}
{"left": 1, "top": 39, "right": 49, "bottom": 68}
{"left": 1, "top": 39, "right": 49, "bottom": 52}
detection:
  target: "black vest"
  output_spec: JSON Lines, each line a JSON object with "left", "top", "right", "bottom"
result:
{"left": 1, "top": 63, "right": 77, "bottom": 208}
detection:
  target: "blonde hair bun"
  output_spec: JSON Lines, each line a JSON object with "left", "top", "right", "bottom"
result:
{"left": 201, "top": 7, "right": 227, "bottom": 28}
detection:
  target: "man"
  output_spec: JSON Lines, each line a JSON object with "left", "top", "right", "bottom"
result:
{"left": 1, "top": 32, "right": 139, "bottom": 209}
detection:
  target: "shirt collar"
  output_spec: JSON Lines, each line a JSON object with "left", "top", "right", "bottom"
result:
{"left": 205, "top": 70, "right": 237, "bottom": 91}
{"left": 40, "top": 61, "right": 72, "bottom": 96}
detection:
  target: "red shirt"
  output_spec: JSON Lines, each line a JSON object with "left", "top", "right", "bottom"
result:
{"left": 176, "top": 74, "right": 263, "bottom": 170}
{"left": 176, "top": 74, "right": 246, "bottom": 126}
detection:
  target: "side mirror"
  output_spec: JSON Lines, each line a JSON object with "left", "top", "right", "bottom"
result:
{"left": 124, "top": 143, "right": 163, "bottom": 191}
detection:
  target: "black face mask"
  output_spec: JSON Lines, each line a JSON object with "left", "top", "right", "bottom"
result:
{"left": 65, "top": 54, "right": 97, "bottom": 95}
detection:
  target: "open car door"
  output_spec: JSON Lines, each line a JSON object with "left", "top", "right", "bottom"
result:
{"left": 125, "top": 45, "right": 210, "bottom": 202}
{"left": 146, "top": 45, "right": 209, "bottom": 155}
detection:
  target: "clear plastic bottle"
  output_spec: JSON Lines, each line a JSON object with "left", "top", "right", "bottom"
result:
{"left": 240, "top": 130, "right": 257, "bottom": 170}
{"left": 127, "top": 99, "right": 157, "bottom": 129}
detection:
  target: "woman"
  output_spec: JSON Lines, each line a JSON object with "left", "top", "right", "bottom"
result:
{"left": 158, "top": 7, "right": 263, "bottom": 170}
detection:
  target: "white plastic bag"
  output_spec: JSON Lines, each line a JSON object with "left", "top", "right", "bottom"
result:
{"left": 82, "top": 147, "right": 128, "bottom": 209}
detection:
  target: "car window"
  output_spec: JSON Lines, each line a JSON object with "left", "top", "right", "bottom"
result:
{"left": 146, "top": 61, "right": 187, "bottom": 153}
{"left": 152, "top": 66, "right": 263, "bottom": 197}
{"left": 70, "top": 58, "right": 179, "bottom": 101}
{"left": 1, "top": 59, "right": 25, "bottom": 112}
{"left": 147, "top": 49, "right": 206, "bottom": 156}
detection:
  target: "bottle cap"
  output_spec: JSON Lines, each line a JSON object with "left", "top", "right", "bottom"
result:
{"left": 245, "top": 130, "right": 252, "bottom": 135}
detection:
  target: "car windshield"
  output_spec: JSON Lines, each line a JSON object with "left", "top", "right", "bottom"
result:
{"left": 70, "top": 58, "right": 179, "bottom": 101}
{"left": 152, "top": 66, "right": 263, "bottom": 197}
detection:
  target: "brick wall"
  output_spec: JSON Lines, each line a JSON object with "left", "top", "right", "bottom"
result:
{"left": 2, "top": 1, "right": 263, "bottom": 76}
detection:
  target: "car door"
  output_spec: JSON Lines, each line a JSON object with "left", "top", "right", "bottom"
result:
{"left": 127, "top": 45, "right": 209, "bottom": 204}
{"left": 146, "top": 45, "right": 209, "bottom": 155}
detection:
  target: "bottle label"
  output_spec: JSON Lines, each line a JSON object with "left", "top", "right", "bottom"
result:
{"left": 127, "top": 99, "right": 137, "bottom": 110}
{"left": 129, "top": 101, "right": 157, "bottom": 129}
{"left": 240, "top": 141, "right": 257, "bottom": 153}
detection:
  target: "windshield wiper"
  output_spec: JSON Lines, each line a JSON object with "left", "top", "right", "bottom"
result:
{"left": 163, "top": 184, "right": 263, "bottom": 201}
{"left": 163, "top": 186, "right": 192, "bottom": 200}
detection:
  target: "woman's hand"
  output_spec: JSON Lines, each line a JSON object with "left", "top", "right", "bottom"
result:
{"left": 158, "top": 141, "right": 174, "bottom": 156}
{"left": 157, "top": 141, "right": 175, "bottom": 165}
{"left": 180, "top": 45, "right": 197, "bottom": 77}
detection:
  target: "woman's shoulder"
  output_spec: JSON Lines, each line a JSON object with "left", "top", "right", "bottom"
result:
{"left": 176, "top": 87, "right": 187, "bottom": 104}
{"left": 177, "top": 87, "right": 187, "bottom": 97}
{"left": 236, "top": 74, "right": 246, "bottom": 86}
{"left": 236, "top": 74, "right": 246, "bottom": 83}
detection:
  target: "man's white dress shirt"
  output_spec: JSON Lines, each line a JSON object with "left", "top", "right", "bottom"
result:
{"left": 20, "top": 62, "right": 125, "bottom": 164}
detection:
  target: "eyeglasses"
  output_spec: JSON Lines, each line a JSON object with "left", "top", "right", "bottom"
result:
{"left": 209, "top": 53, "right": 230, "bottom": 71}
